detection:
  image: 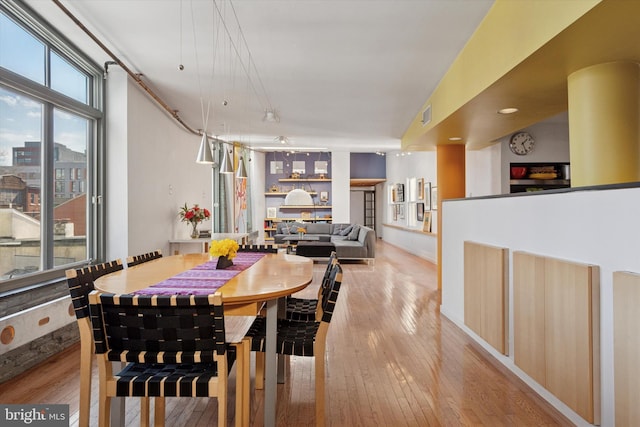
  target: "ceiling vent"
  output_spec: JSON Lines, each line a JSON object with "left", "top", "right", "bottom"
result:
{"left": 421, "top": 105, "right": 432, "bottom": 126}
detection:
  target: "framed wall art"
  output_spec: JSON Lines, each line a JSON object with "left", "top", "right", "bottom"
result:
{"left": 423, "top": 211, "right": 432, "bottom": 232}
{"left": 431, "top": 186, "right": 438, "bottom": 210}
{"left": 417, "top": 178, "right": 424, "bottom": 200}
{"left": 424, "top": 182, "right": 432, "bottom": 210}
{"left": 417, "top": 202, "right": 425, "bottom": 222}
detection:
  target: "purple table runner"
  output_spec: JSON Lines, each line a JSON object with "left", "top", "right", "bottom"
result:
{"left": 133, "top": 252, "right": 266, "bottom": 296}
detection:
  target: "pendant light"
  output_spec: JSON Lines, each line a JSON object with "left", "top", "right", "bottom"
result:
{"left": 219, "top": 144, "right": 234, "bottom": 174}
{"left": 236, "top": 156, "right": 247, "bottom": 179}
{"left": 195, "top": 132, "right": 214, "bottom": 164}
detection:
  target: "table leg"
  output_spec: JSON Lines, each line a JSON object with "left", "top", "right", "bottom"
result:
{"left": 264, "top": 299, "right": 278, "bottom": 427}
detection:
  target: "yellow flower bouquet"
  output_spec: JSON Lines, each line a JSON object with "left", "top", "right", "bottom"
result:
{"left": 209, "top": 239, "right": 239, "bottom": 260}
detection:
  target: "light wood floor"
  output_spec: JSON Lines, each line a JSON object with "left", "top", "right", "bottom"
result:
{"left": 0, "top": 240, "right": 573, "bottom": 426}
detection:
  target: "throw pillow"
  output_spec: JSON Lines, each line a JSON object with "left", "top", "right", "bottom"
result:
{"left": 332, "top": 224, "right": 349, "bottom": 235}
{"left": 347, "top": 225, "right": 360, "bottom": 240}
{"left": 339, "top": 225, "right": 353, "bottom": 236}
{"left": 280, "top": 223, "right": 291, "bottom": 235}
{"left": 290, "top": 222, "right": 305, "bottom": 233}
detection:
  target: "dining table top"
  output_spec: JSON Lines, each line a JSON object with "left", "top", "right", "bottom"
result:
{"left": 93, "top": 252, "right": 314, "bottom": 309}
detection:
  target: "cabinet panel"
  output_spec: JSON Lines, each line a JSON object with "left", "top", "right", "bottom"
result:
{"left": 613, "top": 271, "right": 640, "bottom": 427}
{"left": 464, "top": 241, "right": 508, "bottom": 355}
{"left": 513, "top": 252, "right": 546, "bottom": 386}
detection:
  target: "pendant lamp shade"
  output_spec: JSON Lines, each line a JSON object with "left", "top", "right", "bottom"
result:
{"left": 236, "top": 156, "right": 247, "bottom": 179}
{"left": 219, "top": 145, "right": 234, "bottom": 174}
{"left": 196, "top": 134, "right": 214, "bottom": 164}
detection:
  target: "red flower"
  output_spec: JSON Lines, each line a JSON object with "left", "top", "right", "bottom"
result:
{"left": 179, "top": 203, "right": 212, "bottom": 224}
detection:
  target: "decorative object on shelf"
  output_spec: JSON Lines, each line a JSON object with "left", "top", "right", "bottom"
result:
{"left": 209, "top": 238, "right": 239, "bottom": 269}
{"left": 509, "top": 131, "right": 535, "bottom": 155}
{"left": 423, "top": 211, "right": 432, "bottom": 233}
{"left": 179, "top": 203, "right": 211, "bottom": 239}
{"left": 320, "top": 191, "right": 329, "bottom": 203}
{"left": 510, "top": 166, "right": 528, "bottom": 179}
{"left": 291, "top": 171, "right": 301, "bottom": 179}
{"left": 266, "top": 207, "right": 277, "bottom": 219}
{"left": 270, "top": 184, "right": 279, "bottom": 192}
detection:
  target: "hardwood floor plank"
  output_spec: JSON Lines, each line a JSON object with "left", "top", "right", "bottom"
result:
{"left": 0, "top": 240, "right": 572, "bottom": 426}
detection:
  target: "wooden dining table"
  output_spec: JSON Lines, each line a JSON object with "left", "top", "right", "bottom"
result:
{"left": 94, "top": 252, "right": 314, "bottom": 427}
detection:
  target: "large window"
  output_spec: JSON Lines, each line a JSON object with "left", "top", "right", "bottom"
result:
{"left": 0, "top": 2, "right": 103, "bottom": 290}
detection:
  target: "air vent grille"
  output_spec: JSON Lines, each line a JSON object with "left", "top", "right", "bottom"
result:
{"left": 421, "top": 105, "right": 432, "bottom": 126}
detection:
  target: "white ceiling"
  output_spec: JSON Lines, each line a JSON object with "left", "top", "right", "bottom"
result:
{"left": 23, "top": 0, "right": 494, "bottom": 152}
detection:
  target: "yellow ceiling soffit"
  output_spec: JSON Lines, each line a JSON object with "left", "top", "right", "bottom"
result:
{"left": 401, "top": 0, "right": 604, "bottom": 151}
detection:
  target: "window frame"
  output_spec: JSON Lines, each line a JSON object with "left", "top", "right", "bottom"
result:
{"left": 0, "top": 1, "right": 105, "bottom": 293}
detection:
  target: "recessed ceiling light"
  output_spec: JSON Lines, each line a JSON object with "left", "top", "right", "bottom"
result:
{"left": 448, "top": 136, "right": 463, "bottom": 141}
{"left": 498, "top": 107, "right": 519, "bottom": 114}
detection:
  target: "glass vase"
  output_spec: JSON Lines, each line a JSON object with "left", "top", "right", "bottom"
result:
{"left": 190, "top": 222, "right": 199, "bottom": 239}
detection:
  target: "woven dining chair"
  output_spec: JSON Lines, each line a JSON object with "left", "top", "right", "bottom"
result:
{"left": 237, "top": 244, "right": 278, "bottom": 253}
{"left": 126, "top": 249, "right": 163, "bottom": 267}
{"left": 66, "top": 259, "right": 141, "bottom": 427}
{"left": 285, "top": 251, "right": 338, "bottom": 321}
{"left": 245, "top": 262, "right": 343, "bottom": 427}
{"left": 88, "top": 291, "right": 250, "bottom": 427}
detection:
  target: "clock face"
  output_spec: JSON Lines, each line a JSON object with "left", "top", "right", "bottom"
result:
{"left": 509, "top": 132, "right": 535, "bottom": 155}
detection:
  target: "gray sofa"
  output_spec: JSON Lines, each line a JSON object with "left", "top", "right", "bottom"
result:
{"left": 273, "top": 222, "right": 376, "bottom": 261}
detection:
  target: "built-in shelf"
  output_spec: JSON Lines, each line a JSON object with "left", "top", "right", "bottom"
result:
{"left": 278, "top": 178, "right": 332, "bottom": 182}
{"left": 265, "top": 192, "right": 317, "bottom": 196}
{"left": 279, "top": 205, "right": 332, "bottom": 209}
{"left": 510, "top": 179, "right": 570, "bottom": 185}
{"left": 510, "top": 162, "right": 570, "bottom": 193}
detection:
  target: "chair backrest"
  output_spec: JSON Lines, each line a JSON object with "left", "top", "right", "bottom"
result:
{"left": 315, "top": 251, "right": 338, "bottom": 301}
{"left": 237, "top": 244, "right": 278, "bottom": 253}
{"left": 317, "top": 262, "right": 342, "bottom": 323}
{"left": 126, "top": 250, "right": 163, "bottom": 267}
{"left": 88, "top": 291, "right": 227, "bottom": 363}
{"left": 66, "top": 259, "right": 123, "bottom": 320}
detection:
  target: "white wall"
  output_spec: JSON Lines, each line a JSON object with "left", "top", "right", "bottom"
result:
{"left": 106, "top": 68, "right": 212, "bottom": 260}
{"left": 331, "top": 151, "right": 350, "bottom": 223}
{"left": 383, "top": 151, "right": 438, "bottom": 262}
{"left": 441, "top": 185, "right": 640, "bottom": 427}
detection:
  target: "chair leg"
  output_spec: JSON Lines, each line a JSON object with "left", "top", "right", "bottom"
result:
{"left": 255, "top": 351, "right": 265, "bottom": 390}
{"left": 153, "top": 398, "right": 165, "bottom": 427}
{"left": 78, "top": 340, "right": 92, "bottom": 427}
{"left": 140, "top": 398, "right": 150, "bottom": 427}
{"left": 233, "top": 341, "right": 249, "bottom": 427}
{"left": 241, "top": 338, "right": 251, "bottom": 427}
{"left": 315, "top": 348, "right": 326, "bottom": 427}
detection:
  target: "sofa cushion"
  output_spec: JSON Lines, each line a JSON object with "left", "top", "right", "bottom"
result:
{"left": 306, "top": 223, "right": 331, "bottom": 234}
{"left": 339, "top": 225, "right": 353, "bottom": 236}
{"left": 347, "top": 224, "right": 361, "bottom": 240}
{"left": 332, "top": 223, "right": 351, "bottom": 235}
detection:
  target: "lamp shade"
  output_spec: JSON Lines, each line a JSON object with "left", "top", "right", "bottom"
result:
{"left": 196, "top": 134, "right": 214, "bottom": 164}
{"left": 236, "top": 156, "right": 247, "bottom": 179}
{"left": 219, "top": 145, "right": 234, "bottom": 174}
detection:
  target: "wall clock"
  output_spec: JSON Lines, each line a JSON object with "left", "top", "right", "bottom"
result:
{"left": 509, "top": 132, "right": 535, "bottom": 155}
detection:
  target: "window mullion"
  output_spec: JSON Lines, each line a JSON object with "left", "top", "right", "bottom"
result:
{"left": 41, "top": 103, "right": 55, "bottom": 270}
